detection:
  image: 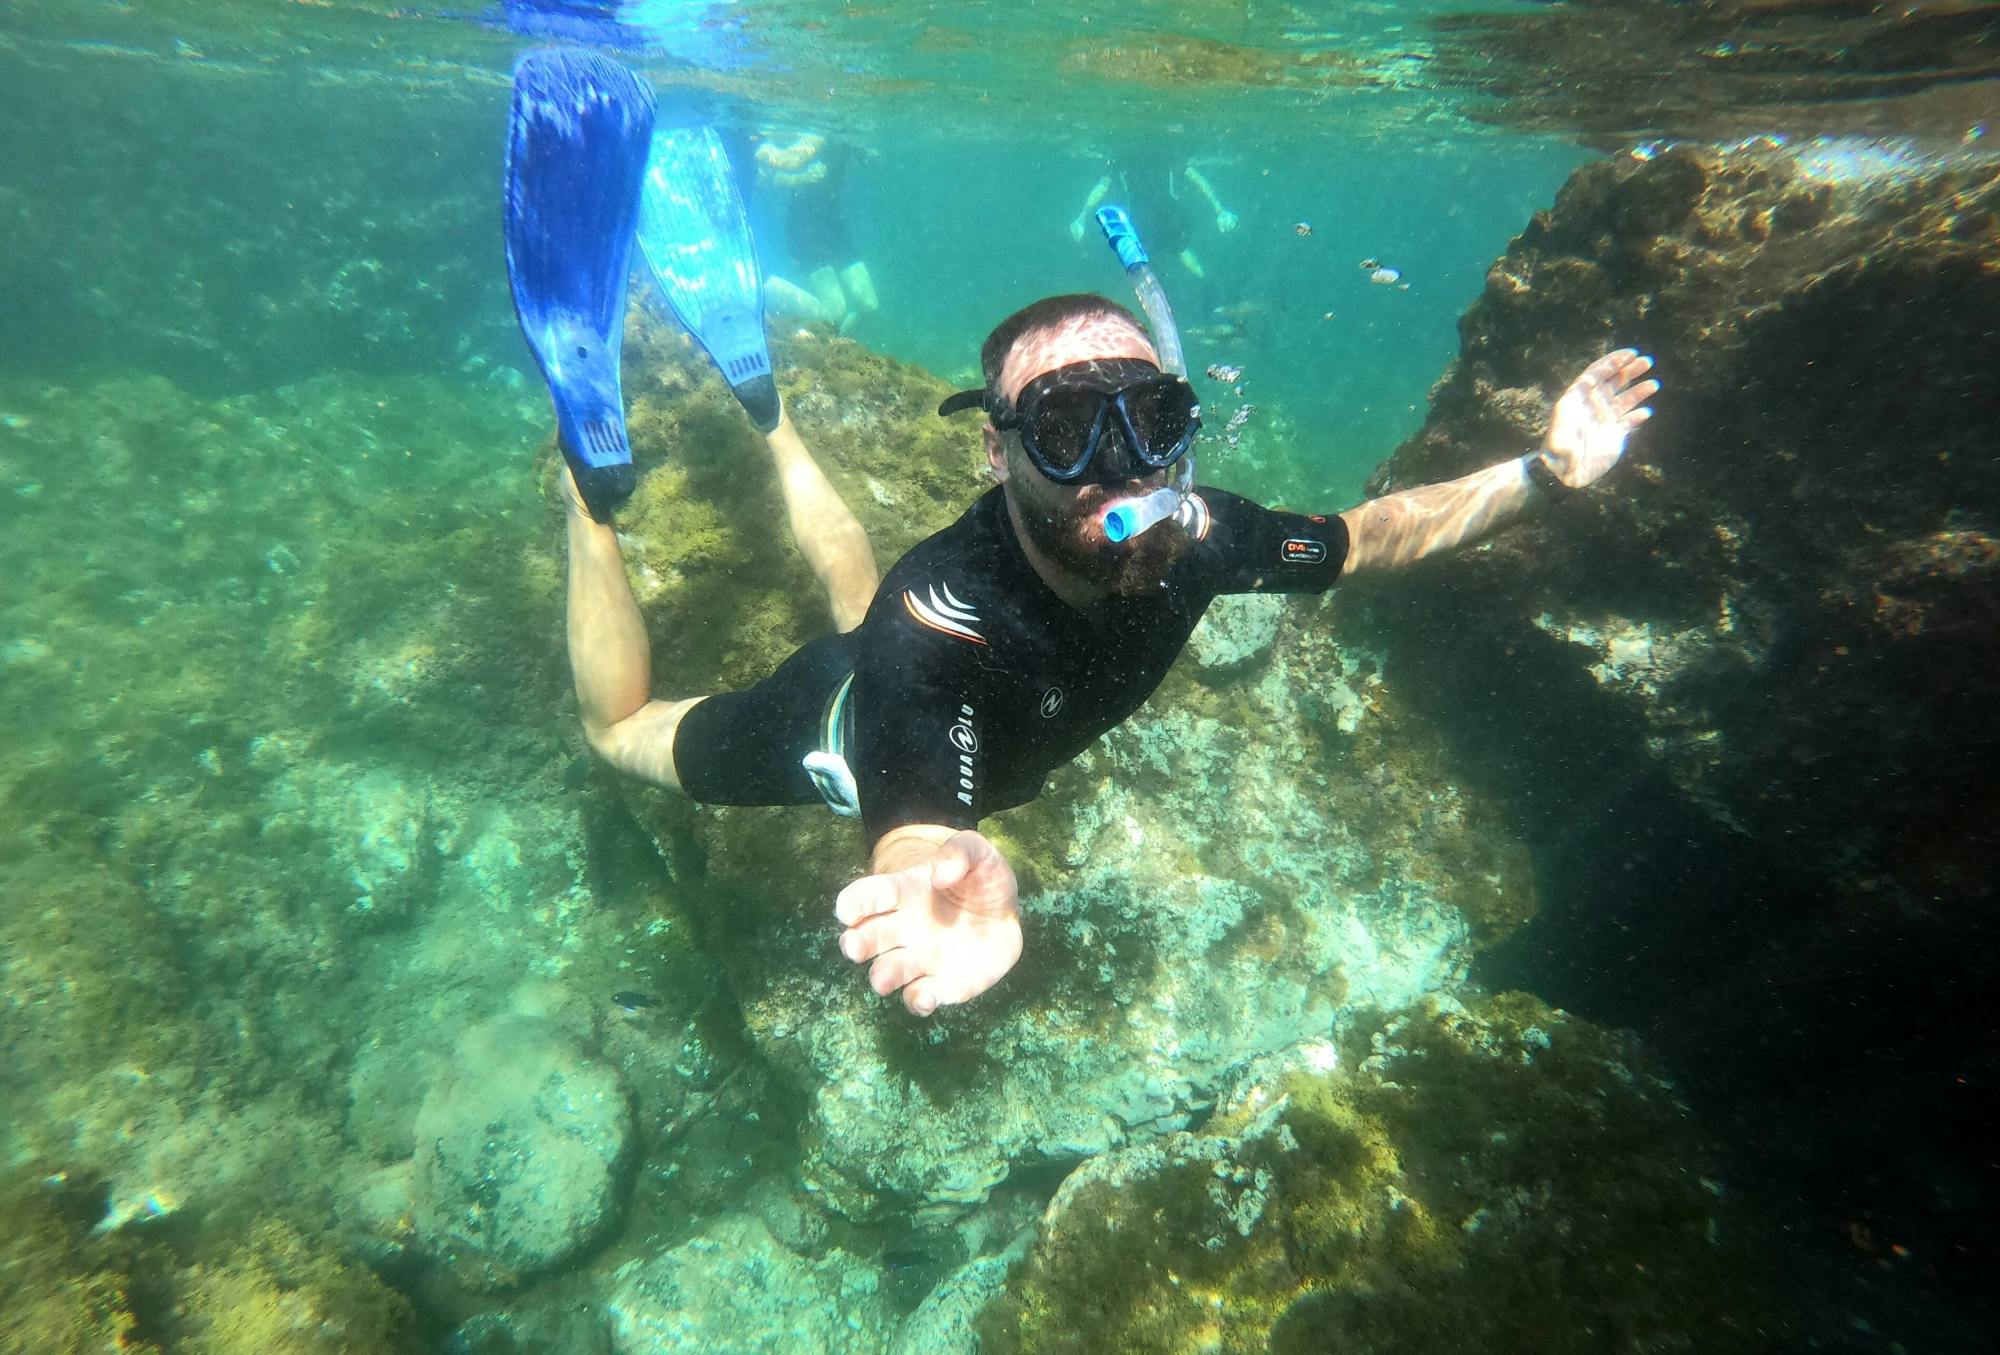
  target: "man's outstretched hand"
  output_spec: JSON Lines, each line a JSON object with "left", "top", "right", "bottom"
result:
{"left": 1541, "top": 349, "right": 1659, "bottom": 489}
{"left": 835, "top": 828, "right": 1023, "bottom": 1017}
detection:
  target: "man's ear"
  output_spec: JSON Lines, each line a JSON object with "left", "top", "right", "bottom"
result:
{"left": 984, "top": 425, "right": 1010, "bottom": 484}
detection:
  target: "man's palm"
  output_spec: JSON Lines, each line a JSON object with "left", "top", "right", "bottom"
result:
{"left": 835, "top": 831, "right": 1023, "bottom": 1017}
{"left": 1544, "top": 349, "right": 1658, "bottom": 488}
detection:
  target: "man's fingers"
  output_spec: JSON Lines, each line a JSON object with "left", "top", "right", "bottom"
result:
{"left": 840, "top": 910, "right": 909, "bottom": 965}
{"left": 902, "top": 975, "right": 944, "bottom": 1017}
{"left": 834, "top": 863, "right": 926, "bottom": 926}
{"left": 930, "top": 830, "right": 993, "bottom": 893}
{"left": 1581, "top": 349, "right": 1632, "bottom": 385}
{"left": 870, "top": 948, "right": 926, "bottom": 998}
{"left": 1615, "top": 378, "right": 1661, "bottom": 413}
{"left": 834, "top": 875, "right": 891, "bottom": 927}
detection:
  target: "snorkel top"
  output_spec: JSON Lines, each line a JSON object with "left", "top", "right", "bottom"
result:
{"left": 1093, "top": 205, "right": 1200, "bottom": 544}
{"left": 1094, "top": 206, "right": 1187, "bottom": 379}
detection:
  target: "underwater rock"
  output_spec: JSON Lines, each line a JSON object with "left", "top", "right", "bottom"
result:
{"left": 1185, "top": 591, "right": 1285, "bottom": 678}
{"left": 595, "top": 321, "right": 1531, "bottom": 1221}
{"left": 978, "top": 993, "right": 1772, "bottom": 1354}
{"left": 890, "top": 1244, "right": 1030, "bottom": 1355}
{"left": 411, "top": 1016, "right": 634, "bottom": 1289}
{"left": 1357, "top": 142, "right": 2000, "bottom": 900}
{"left": 1345, "top": 139, "right": 2000, "bottom": 1326}
{"left": 605, "top": 1213, "right": 894, "bottom": 1355}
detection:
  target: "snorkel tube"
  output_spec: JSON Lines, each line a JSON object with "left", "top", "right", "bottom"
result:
{"left": 1093, "top": 205, "right": 1196, "bottom": 544}
{"left": 1095, "top": 206, "right": 1188, "bottom": 378}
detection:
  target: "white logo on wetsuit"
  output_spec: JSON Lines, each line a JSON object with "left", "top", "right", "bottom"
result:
{"left": 904, "top": 580, "right": 986, "bottom": 645}
{"left": 950, "top": 704, "right": 976, "bottom": 806}
{"left": 1039, "top": 687, "right": 1065, "bottom": 719}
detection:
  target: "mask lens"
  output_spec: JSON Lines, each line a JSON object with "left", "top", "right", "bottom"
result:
{"left": 1122, "top": 380, "right": 1198, "bottom": 465}
{"left": 1026, "top": 389, "right": 1104, "bottom": 475}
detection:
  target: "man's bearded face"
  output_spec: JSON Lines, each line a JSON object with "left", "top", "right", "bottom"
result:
{"left": 1002, "top": 432, "right": 1187, "bottom": 596}
{"left": 993, "top": 315, "right": 1189, "bottom": 596}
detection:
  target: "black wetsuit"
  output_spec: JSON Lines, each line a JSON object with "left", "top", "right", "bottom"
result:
{"left": 674, "top": 486, "right": 1348, "bottom": 844}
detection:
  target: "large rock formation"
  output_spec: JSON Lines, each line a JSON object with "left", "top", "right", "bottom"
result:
{"left": 1338, "top": 141, "right": 2000, "bottom": 1321}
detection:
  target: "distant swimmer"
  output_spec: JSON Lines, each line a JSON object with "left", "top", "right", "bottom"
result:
{"left": 504, "top": 50, "right": 1660, "bottom": 1018}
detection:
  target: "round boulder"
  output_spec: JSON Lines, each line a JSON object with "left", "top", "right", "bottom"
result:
{"left": 411, "top": 1016, "right": 633, "bottom": 1288}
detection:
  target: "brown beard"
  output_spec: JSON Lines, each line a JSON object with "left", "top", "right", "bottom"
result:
{"left": 1009, "top": 465, "right": 1189, "bottom": 598}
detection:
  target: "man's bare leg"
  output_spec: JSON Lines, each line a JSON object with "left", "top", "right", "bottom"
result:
{"left": 764, "top": 411, "right": 879, "bottom": 630}
{"left": 563, "top": 471, "right": 706, "bottom": 789}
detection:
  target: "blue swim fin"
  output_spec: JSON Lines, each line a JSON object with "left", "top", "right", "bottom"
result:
{"left": 503, "top": 48, "right": 656, "bottom": 520}
{"left": 636, "top": 127, "right": 782, "bottom": 432}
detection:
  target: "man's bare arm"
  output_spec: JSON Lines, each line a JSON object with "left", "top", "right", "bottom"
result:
{"left": 1337, "top": 350, "right": 1657, "bottom": 576}
{"left": 1338, "top": 455, "right": 1538, "bottom": 575}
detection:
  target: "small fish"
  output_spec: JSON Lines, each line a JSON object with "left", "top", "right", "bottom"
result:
{"left": 611, "top": 990, "right": 659, "bottom": 1011}
{"left": 880, "top": 1248, "right": 936, "bottom": 1271}
{"left": 1293, "top": 220, "right": 1313, "bottom": 237}
{"left": 1205, "top": 363, "right": 1244, "bottom": 385}
{"left": 1365, "top": 263, "right": 1403, "bottom": 286}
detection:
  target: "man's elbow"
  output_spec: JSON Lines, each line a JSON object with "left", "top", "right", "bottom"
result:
{"left": 578, "top": 716, "right": 627, "bottom": 771}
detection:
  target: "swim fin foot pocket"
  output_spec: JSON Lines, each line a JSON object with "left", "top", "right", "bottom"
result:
{"left": 504, "top": 48, "right": 657, "bottom": 521}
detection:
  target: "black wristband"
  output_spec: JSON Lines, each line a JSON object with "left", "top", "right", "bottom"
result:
{"left": 1524, "top": 453, "right": 1574, "bottom": 498}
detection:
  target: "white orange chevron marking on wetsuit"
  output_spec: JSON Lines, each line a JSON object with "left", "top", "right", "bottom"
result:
{"left": 903, "top": 581, "right": 987, "bottom": 645}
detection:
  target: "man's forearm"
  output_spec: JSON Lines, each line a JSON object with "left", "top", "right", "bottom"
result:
{"left": 1338, "top": 454, "right": 1550, "bottom": 575}
{"left": 565, "top": 490, "right": 653, "bottom": 734}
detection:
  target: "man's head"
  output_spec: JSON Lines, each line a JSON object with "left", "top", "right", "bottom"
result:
{"left": 968, "top": 295, "right": 1190, "bottom": 595}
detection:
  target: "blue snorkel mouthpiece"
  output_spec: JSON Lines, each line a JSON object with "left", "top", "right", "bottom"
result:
{"left": 1102, "top": 486, "right": 1182, "bottom": 543}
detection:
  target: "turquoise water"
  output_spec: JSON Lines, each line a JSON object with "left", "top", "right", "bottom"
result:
{"left": 3, "top": 3, "right": 1996, "bottom": 1352}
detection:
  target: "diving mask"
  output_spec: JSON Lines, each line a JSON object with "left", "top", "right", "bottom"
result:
{"left": 938, "top": 358, "right": 1201, "bottom": 486}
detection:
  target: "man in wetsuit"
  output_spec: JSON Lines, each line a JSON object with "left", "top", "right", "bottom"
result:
{"left": 566, "top": 293, "right": 1657, "bottom": 1018}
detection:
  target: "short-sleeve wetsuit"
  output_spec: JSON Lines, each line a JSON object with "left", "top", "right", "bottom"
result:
{"left": 673, "top": 486, "right": 1349, "bottom": 844}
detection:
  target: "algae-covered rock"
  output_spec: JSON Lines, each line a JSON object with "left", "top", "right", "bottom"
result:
{"left": 1185, "top": 591, "right": 1285, "bottom": 677}
{"left": 1354, "top": 141, "right": 2000, "bottom": 914}
{"left": 1339, "top": 140, "right": 2000, "bottom": 1296}
{"left": 411, "top": 1016, "right": 635, "bottom": 1289}
{"left": 173, "top": 1219, "right": 417, "bottom": 1355}
{"left": 606, "top": 1212, "right": 895, "bottom": 1354}
{"left": 979, "top": 993, "right": 1772, "bottom": 1354}
{"left": 0, "top": 1167, "right": 153, "bottom": 1355}
{"left": 0, "top": 1170, "right": 416, "bottom": 1355}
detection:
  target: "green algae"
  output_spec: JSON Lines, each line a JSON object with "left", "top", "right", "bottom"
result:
{"left": 979, "top": 993, "right": 1773, "bottom": 1355}
{"left": 0, "top": 1167, "right": 156, "bottom": 1355}
{"left": 0, "top": 1169, "right": 415, "bottom": 1355}
{"left": 173, "top": 1220, "right": 417, "bottom": 1355}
